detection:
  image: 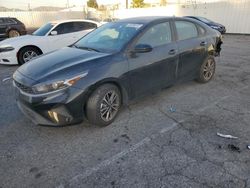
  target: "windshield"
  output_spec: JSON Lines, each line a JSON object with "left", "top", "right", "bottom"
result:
{"left": 197, "top": 17, "right": 212, "bottom": 23}
{"left": 73, "top": 22, "right": 144, "bottom": 53}
{"left": 33, "top": 23, "right": 55, "bottom": 36}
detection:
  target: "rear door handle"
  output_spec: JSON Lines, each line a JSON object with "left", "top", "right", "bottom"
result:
{"left": 200, "top": 41, "right": 207, "bottom": 46}
{"left": 168, "top": 49, "right": 176, "bottom": 55}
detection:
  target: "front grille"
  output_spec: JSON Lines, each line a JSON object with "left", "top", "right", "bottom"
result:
{"left": 15, "top": 81, "right": 34, "bottom": 94}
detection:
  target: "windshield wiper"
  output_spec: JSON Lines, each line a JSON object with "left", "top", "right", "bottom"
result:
{"left": 73, "top": 45, "right": 100, "bottom": 52}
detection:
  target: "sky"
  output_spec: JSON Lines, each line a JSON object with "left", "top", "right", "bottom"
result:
{"left": 0, "top": 0, "right": 121, "bottom": 9}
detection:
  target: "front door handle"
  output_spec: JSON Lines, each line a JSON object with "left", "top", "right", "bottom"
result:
{"left": 168, "top": 49, "right": 176, "bottom": 55}
{"left": 200, "top": 41, "right": 207, "bottom": 46}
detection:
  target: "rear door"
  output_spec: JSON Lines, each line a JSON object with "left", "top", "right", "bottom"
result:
{"left": 174, "top": 20, "right": 207, "bottom": 80}
{"left": 127, "top": 21, "right": 178, "bottom": 99}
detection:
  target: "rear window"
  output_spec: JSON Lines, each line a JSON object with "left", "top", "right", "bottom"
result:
{"left": 4, "top": 18, "right": 16, "bottom": 24}
{"left": 175, "top": 21, "right": 198, "bottom": 40}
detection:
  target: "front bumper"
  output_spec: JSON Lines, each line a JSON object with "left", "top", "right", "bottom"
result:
{"left": 0, "top": 50, "right": 19, "bottom": 65}
{"left": 14, "top": 81, "right": 88, "bottom": 126}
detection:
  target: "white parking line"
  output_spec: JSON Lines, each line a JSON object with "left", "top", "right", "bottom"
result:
{"left": 2, "top": 76, "right": 12, "bottom": 83}
{"left": 57, "top": 85, "right": 249, "bottom": 188}
{"left": 57, "top": 123, "right": 177, "bottom": 188}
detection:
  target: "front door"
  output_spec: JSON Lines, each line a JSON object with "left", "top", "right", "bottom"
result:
{"left": 46, "top": 22, "right": 79, "bottom": 51}
{"left": 127, "top": 21, "right": 178, "bottom": 99}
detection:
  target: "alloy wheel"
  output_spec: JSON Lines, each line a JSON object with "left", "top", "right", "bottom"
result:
{"left": 9, "top": 30, "right": 20, "bottom": 38}
{"left": 100, "top": 90, "right": 120, "bottom": 122}
{"left": 203, "top": 58, "right": 215, "bottom": 81}
{"left": 23, "top": 51, "right": 38, "bottom": 62}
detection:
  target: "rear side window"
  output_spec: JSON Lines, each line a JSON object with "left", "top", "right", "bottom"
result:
{"left": 52, "top": 22, "right": 75, "bottom": 35}
{"left": 136, "top": 22, "right": 172, "bottom": 48}
{"left": 0, "top": 19, "right": 3, "bottom": 24}
{"left": 175, "top": 21, "right": 198, "bottom": 40}
{"left": 73, "top": 22, "right": 97, "bottom": 32}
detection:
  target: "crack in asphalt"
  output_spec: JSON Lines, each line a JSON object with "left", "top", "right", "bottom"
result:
{"left": 59, "top": 83, "right": 249, "bottom": 187}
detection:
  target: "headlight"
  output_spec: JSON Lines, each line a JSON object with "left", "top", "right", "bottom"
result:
{"left": 32, "top": 72, "right": 88, "bottom": 94}
{"left": 0, "top": 46, "right": 15, "bottom": 53}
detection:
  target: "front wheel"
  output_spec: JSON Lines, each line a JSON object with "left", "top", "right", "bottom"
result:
{"left": 86, "top": 84, "right": 121, "bottom": 126}
{"left": 17, "top": 47, "right": 42, "bottom": 65}
{"left": 197, "top": 56, "right": 216, "bottom": 83}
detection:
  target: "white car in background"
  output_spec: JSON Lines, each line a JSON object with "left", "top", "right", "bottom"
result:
{"left": 0, "top": 19, "right": 100, "bottom": 65}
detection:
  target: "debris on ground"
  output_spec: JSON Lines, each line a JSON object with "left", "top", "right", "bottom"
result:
{"left": 247, "top": 145, "right": 250, "bottom": 150}
{"left": 169, "top": 106, "right": 176, "bottom": 113}
{"left": 228, "top": 144, "right": 241, "bottom": 153}
{"left": 217, "top": 132, "right": 238, "bottom": 139}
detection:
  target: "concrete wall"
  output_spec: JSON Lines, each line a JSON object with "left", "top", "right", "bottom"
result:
{"left": 1, "top": 1, "right": 249, "bottom": 33}
{"left": 0, "top": 11, "right": 85, "bottom": 28}
{"left": 114, "top": 1, "right": 250, "bottom": 34}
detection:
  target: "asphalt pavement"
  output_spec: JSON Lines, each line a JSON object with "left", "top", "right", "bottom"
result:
{"left": 0, "top": 35, "right": 250, "bottom": 188}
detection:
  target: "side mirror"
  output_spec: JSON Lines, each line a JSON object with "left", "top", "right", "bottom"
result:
{"left": 50, "top": 31, "right": 58, "bottom": 36}
{"left": 134, "top": 44, "right": 152, "bottom": 53}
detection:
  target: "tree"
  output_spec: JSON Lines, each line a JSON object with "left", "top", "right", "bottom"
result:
{"left": 131, "top": 0, "right": 144, "bottom": 8}
{"left": 160, "top": 0, "right": 167, "bottom": 6}
{"left": 87, "top": 0, "right": 98, "bottom": 9}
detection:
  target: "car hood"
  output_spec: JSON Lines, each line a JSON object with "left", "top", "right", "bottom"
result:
{"left": 0, "top": 35, "right": 41, "bottom": 47}
{"left": 209, "top": 22, "right": 224, "bottom": 27}
{"left": 16, "top": 47, "right": 110, "bottom": 84}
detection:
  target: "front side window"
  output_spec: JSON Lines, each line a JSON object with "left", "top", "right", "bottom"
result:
{"left": 74, "top": 22, "right": 144, "bottom": 53}
{"left": 136, "top": 22, "right": 172, "bottom": 47}
{"left": 175, "top": 21, "right": 198, "bottom": 40}
{"left": 52, "top": 22, "right": 75, "bottom": 35}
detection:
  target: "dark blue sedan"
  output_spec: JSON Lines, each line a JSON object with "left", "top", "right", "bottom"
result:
{"left": 13, "top": 16, "right": 222, "bottom": 127}
{"left": 185, "top": 16, "right": 226, "bottom": 34}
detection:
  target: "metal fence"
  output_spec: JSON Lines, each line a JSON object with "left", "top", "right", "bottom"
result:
{"left": 0, "top": 11, "right": 85, "bottom": 28}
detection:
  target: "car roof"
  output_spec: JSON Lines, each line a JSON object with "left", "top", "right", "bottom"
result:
{"left": 49, "top": 19, "right": 100, "bottom": 25}
{"left": 116, "top": 16, "right": 173, "bottom": 24}
{"left": 0, "top": 17, "right": 16, "bottom": 19}
{"left": 115, "top": 16, "right": 204, "bottom": 25}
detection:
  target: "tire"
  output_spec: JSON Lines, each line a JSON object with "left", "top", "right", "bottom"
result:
{"left": 17, "top": 47, "right": 42, "bottom": 65}
{"left": 8, "top": 29, "right": 20, "bottom": 38}
{"left": 196, "top": 56, "right": 216, "bottom": 83}
{"left": 86, "top": 84, "right": 121, "bottom": 126}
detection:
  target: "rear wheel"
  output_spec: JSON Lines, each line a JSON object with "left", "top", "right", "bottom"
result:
{"left": 197, "top": 56, "right": 216, "bottom": 83}
{"left": 17, "top": 47, "right": 42, "bottom": 65}
{"left": 8, "top": 29, "right": 20, "bottom": 38}
{"left": 86, "top": 84, "right": 121, "bottom": 126}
